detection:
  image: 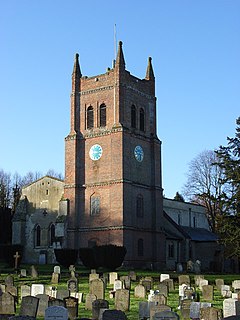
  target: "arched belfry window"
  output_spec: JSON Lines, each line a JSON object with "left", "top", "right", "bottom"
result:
{"left": 140, "top": 108, "right": 145, "bottom": 131}
{"left": 49, "top": 223, "right": 55, "bottom": 246}
{"left": 131, "top": 105, "right": 136, "bottom": 128}
{"left": 136, "top": 194, "right": 144, "bottom": 217}
{"left": 138, "top": 238, "right": 144, "bottom": 256}
{"left": 100, "top": 104, "right": 106, "bottom": 127}
{"left": 87, "top": 106, "right": 94, "bottom": 129}
{"left": 35, "top": 224, "right": 41, "bottom": 247}
{"left": 90, "top": 194, "right": 100, "bottom": 216}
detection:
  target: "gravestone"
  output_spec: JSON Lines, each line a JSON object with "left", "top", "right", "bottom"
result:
{"left": 30, "top": 265, "right": 38, "bottom": 278}
{"left": 215, "top": 278, "right": 224, "bottom": 291}
{"left": 139, "top": 301, "right": 149, "bottom": 320}
{"left": 150, "top": 304, "right": 171, "bottom": 319}
{"left": 51, "top": 273, "right": 60, "bottom": 284}
{"left": 194, "top": 275, "right": 205, "bottom": 287}
{"left": 67, "top": 277, "right": 78, "bottom": 293}
{"left": 92, "top": 299, "right": 109, "bottom": 320}
{"left": 31, "top": 284, "right": 44, "bottom": 296}
{"left": 157, "top": 283, "right": 168, "bottom": 297}
{"left": 129, "top": 271, "right": 136, "bottom": 281}
{"left": 56, "top": 289, "right": 70, "bottom": 300}
{"left": 114, "top": 280, "right": 123, "bottom": 291}
{"left": 102, "top": 309, "right": 127, "bottom": 320}
{"left": 189, "top": 302, "right": 200, "bottom": 319}
{"left": 187, "top": 260, "right": 194, "bottom": 272}
{"left": 232, "top": 292, "right": 240, "bottom": 300}
{"left": 180, "top": 299, "right": 191, "bottom": 319}
{"left": 153, "top": 311, "right": 179, "bottom": 319}
{"left": 20, "top": 285, "right": 31, "bottom": 299}
{"left": 45, "top": 286, "right": 57, "bottom": 299}
{"left": 69, "top": 265, "right": 75, "bottom": 278}
{"left": 221, "top": 285, "right": 232, "bottom": 298}
{"left": 85, "top": 293, "right": 97, "bottom": 310}
{"left": 20, "top": 269, "right": 27, "bottom": 277}
{"left": 200, "top": 306, "right": 222, "bottom": 320}
{"left": 149, "top": 293, "right": 167, "bottom": 305}
{"left": 45, "top": 306, "right": 68, "bottom": 320}
{"left": 19, "top": 296, "right": 39, "bottom": 317}
{"left": 179, "top": 284, "right": 188, "bottom": 298}
{"left": 232, "top": 280, "right": 240, "bottom": 292}
{"left": 8, "top": 317, "right": 35, "bottom": 320}
{"left": 134, "top": 284, "right": 146, "bottom": 298}
{"left": 202, "top": 285, "right": 214, "bottom": 301}
{"left": 141, "top": 279, "right": 152, "bottom": 291}
{"left": 115, "top": 289, "right": 130, "bottom": 312}
{"left": 0, "top": 292, "right": 15, "bottom": 315}
{"left": 6, "top": 286, "right": 18, "bottom": 302}
{"left": 89, "top": 273, "right": 99, "bottom": 283}
{"left": 90, "top": 279, "right": 105, "bottom": 299}
{"left": 48, "top": 299, "right": 65, "bottom": 307}
{"left": 162, "top": 279, "right": 174, "bottom": 292}
{"left": 109, "top": 272, "right": 118, "bottom": 285}
{"left": 70, "top": 292, "right": 83, "bottom": 302}
{"left": 120, "top": 276, "right": 131, "bottom": 290}
{"left": 5, "top": 275, "right": 14, "bottom": 287}
{"left": 36, "top": 293, "right": 49, "bottom": 317}
{"left": 223, "top": 298, "right": 240, "bottom": 318}
{"left": 178, "top": 275, "right": 190, "bottom": 286}
{"left": 199, "top": 279, "right": 208, "bottom": 290}
{"left": 64, "top": 296, "right": 78, "bottom": 320}
{"left": 160, "top": 274, "right": 170, "bottom": 283}
{"left": 54, "top": 266, "right": 61, "bottom": 274}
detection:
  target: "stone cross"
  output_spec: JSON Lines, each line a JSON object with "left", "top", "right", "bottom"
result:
{"left": 14, "top": 251, "right": 21, "bottom": 269}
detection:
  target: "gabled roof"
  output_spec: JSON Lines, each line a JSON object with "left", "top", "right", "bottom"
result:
{"left": 181, "top": 226, "right": 219, "bottom": 242}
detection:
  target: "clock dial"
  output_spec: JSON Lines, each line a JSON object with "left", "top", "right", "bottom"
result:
{"left": 134, "top": 145, "right": 144, "bottom": 162}
{"left": 89, "top": 144, "right": 103, "bottom": 161}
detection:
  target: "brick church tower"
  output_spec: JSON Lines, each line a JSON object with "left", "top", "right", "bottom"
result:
{"left": 64, "top": 41, "right": 166, "bottom": 269}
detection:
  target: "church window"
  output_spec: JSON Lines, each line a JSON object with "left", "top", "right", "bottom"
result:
{"left": 49, "top": 223, "right": 55, "bottom": 246}
{"left": 136, "top": 194, "right": 144, "bottom": 217}
{"left": 35, "top": 225, "right": 41, "bottom": 247}
{"left": 178, "top": 214, "right": 181, "bottom": 225}
{"left": 100, "top": 104, "right": 106, "bottom": 127}
{"left": 168, "top": 241, "right": 174, "bottom": 258}
{"left": 90, "top": 195, "right": 100, "bottom": 216}
{"left": 139, "top": 108, "right": 145, "bottom": 131}
{"left": 131, "top": 105, "right": 136, "bottom": 128}
{"left": 87, "top": 106, "right": 94, "bottom": 129}
{"left": 137, "top": 238, "right": 144, "bottom": 256}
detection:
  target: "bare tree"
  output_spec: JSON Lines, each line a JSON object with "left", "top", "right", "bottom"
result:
{"left": 0, "top": 169, "right": 12, "bottom": 208}
{"left": 183, "top": 150, "right": 226, "bottom": 232}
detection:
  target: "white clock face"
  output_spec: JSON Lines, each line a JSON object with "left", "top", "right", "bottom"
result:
{"left": 89, "top": 144, "right": 103, "bottom": 161}
{"left": 134, "top": 145, "right": 144, "bottom": 162}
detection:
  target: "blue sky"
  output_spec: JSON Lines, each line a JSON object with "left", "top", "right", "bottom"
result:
{"left": 0, "top": 0, "right": 239, "bottom": 199}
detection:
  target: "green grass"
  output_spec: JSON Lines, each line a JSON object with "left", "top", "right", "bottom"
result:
{"left": 0, "top": 264, "right": 239, "bottom": 319}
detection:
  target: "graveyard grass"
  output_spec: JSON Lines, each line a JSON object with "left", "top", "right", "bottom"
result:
{"left": 0, "top": 263, "right": 239, "bottom": 319}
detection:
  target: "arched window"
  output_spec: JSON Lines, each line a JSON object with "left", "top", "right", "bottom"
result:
{"left": 49, "top": 224, "right": 55, "bottom": 246}
{"left": 136, "top": 194, "right": 144, "bottom": 217}
{"left": 139, "top": 108, "right": 145, "bottom": 131}
{"left": 137, "top": 238, "right": 144, "bottom": 256}
{"left": 35, "top": 225, "right": 41, "bottom": 247}
{"left": 131, "top": 105, "right": 136, "bottom": 128}
{"left": 90, "top": 194, "right": 100, "bottom": 216}
{"left": 87, "top": 106, "right": 94, "bottom": 129}
{"left": 168, "top": 241, "right": 174, "bottom": 258}
{"left": 100, "top": 104, "right": 106, "bottom": 127}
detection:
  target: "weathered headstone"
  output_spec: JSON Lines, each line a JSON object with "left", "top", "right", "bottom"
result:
{"left": 215, "top": 278, "right": 224, "bottom": 291}
{"left": 189, "top": 302, "right": 200, "bottom": 319}
{"left": 141, "top": 279, "right": 152, "bottom": 291}
{"left": 129, "top": 271, "right": 137, "bottom": 281}
{"left": 51, "top": 273, "right": 60, "bottom": 284}
{"left": 90, "top": 279, "right": 105, "bottom": 300}
{"left": 150, "top": 304, "right": 171, "bottom": 320}
{"left": 134, "top": 284, "right": 146, "bottom": 298}
{"left": 223, "top": 298, "right": 240, "bottom": 318}
{"left": 48, "top": 298, "right": 65, "bottom": 307}
{"left": 53, "top": 266, "right": 61, "bottom": 274}
{"left": 85, "top": 293, "right": 97, "bottom": 311}
{"left": 102, "top": 309, "right": 127, "bottom": 320}
{"left": 56, "top": 289, "right": 70, "bottom": 300}
{"left": 31, "top": 284, "right": 44, "bottom": 296}
{"left": 160, "top": 274, "right": 170, "bottom": 283}
{"left": 202, "top": 285, "right": 214, "bottom": 301}
{"left": 162, "top": 279, "right": 174, "bottom": 292}
{"left": 114, "top": 280, "right": 123, "bottom": 291}
{"left": 180, "top": 299, "right": 191, "bottom": 319}
{"left": 221, "top": 285, "right": 232, "bottom": 298}
{"left": 178, "top": 275, "right": 190, "bottom": 286}
{"left": 232, "top": 280, "right": 240, "bottom": 292}
{"left": 36, "top": 293, "right": 49, "bottom": 317}
{"left": 45, "top": 306, "right": 68, "bottom": 320}
{"left": 6, "top": 286, "right": 18, "bottom": 302}
{"left": 19, "top": 296, "right": 39, "bottom": 317}
{"left": 63, "top": 296, "right": 78, "bottom": 320}
{"left": 157, "top": 283, "right": 168, "bottom": 297}
{"left": 199, "top": 279, "right": 208, "bottom": 290}
{"left": 200, "top": 306, "right": 222, "bottom": 320}
{"left": 187, "top": 260, "right": 194, "bottom": 272}
{"left": 89, "top": 273, "right": 99, "bottom": 283}
{"left": 92, "top": 299, "right": 109, "bottom": 320}
{"left": 67, "top": 277, "right": 78, "bottom": 293}
{"left": 115, "top": 289, "right": 130, "bottom": 312}
{"left": 139, "top": 301, "right": 149, "bottom": 320}
{"left": 5, "top": 275, "right": 14, "bottom": 287}
{"left": 194, "top": 275, "right": 205, "bottom": 287}
{"left": 0, "top": 292, "right": 15, "bottom": 315}
{"left": 20, "top": 269, "right": 27, "bottom": 277}
{"left": 20, "top": 285, "right": 31, "bottom": 299}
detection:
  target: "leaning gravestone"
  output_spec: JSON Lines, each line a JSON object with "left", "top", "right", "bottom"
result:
{"left": 45, "top": 306, "right": 68, "bottom": 320}
{"left": 115, "top": 289, "right": 130, "bottom": 312}
{"left": 153, "top": 311, "right": 179, "bottom": 319}
{"left": 36, "top": 293, "right": 49, "bottom": 317}
{"left": 0, "top": 292, "right": 15, "bottom": 315}
{"left": 19, "top": 296, "right": 39, "bottom": 317}
{"left": 30, "top": 265, "right": 38, "bottom": 278}
{"left": 63, "top": 297, "right": 78, "bottom": 320}
{"left": 102, "top": 309, "right": 127, "bottom": 320}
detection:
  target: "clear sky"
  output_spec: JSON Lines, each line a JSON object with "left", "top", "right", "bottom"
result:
{"left": 0, "top": 0, "right": 239, "bottom": 199}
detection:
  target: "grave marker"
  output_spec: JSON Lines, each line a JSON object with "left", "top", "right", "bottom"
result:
{"left": 45, "top": 306, "right": 68, "bottom": 320}
{"left": 19, "top": 296, "right": 39, "bottom": 317}
{"left": 115, "top": 289, "right": 130, "bottom": 312}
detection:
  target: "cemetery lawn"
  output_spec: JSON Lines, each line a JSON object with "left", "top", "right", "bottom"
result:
{"left": 0, "top": 263, "right": 239, "bottom": 320}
